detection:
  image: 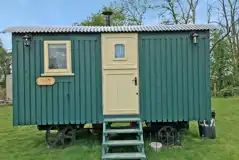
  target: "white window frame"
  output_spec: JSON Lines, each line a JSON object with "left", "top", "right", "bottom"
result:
{"left": 112, "top": 42, "right": 127, "bottom": 61}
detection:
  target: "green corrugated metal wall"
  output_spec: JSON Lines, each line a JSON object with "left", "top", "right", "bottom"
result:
{"left": 12, "top": 34, "right": 103, "bottom": 125}
{"left": 12, "top": 31, "right": 211, "bottom": 125}
{"left": 138, "top": 31, "right": 211, "bottom": 122}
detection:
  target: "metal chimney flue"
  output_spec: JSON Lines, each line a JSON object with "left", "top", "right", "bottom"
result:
{"left": 102, "top": 11, "right": 113, "bottom": 26}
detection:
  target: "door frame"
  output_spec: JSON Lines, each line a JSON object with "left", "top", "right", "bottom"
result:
{"left": 101, "top": 33, "right": 139, "bottom": 115}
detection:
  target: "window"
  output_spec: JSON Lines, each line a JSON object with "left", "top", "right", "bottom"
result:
{"left": 114, "top": 44, "right": 125, "bottom": 59}
{"left": 42, "top": 41, "right": 73, "bottom": 76}
{"left": 48, "top": 44, "right": 67, "bottom": 69}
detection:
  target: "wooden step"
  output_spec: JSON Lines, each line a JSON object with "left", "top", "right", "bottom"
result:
{"left": 104, "top": 129, "right": 142, "bottom": 134}
{"left": 103, "top": 140, "right": 144, "bottom": 146}
{"left": 104, "top": 118, "right": 141, "bottom": 122}
{"left": 110, "top": 126, "right": 138, "bottom": 129}
{"left": 102, "top": 152, "right": 146, "bottom": 159}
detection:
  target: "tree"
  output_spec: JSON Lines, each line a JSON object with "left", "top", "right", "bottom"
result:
{"left": 209, "top": 0, "right": 239, "bottom": 86}
{"left": 74, "top": 0, "right": 153, "bottom": 26}
{"left": 73, "top": 6, "right": 127, "bottom": 26}
{"left": 206, "top": 0, "right": 239, "bottom": 94}
{"left": 186, "top": 0, "right": 199, "bottom": 24}
{"left": 0, "top": 40, "right": 12, "bottom": 88}
{"left": 155, "top": 0, "right": 200, "bottom": 24}
{"left": 113, "top": 0, "right": 153, "bottom": 25}
{"left": 157, "top": 0, "right": 180, "bottom": 24}
{"left": 211, "top": 31, "right": 233, "bottom": 90}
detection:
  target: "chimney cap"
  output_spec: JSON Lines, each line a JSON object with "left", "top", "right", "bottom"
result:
{"left": 102, "top": 11, "right": 113, "bottom": 16}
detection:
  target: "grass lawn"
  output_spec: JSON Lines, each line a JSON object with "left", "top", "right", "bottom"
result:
{"left": 0, "top": 98, "right": 239, "bottom": 160}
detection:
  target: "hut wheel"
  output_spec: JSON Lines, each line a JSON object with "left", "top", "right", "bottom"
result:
{"left": 157, "top": 126, "right": 180, "bottom": 146}
{"left": 45, "top": 125, "right": 76, "bottom": 148}
{"left": 61, "top": 126, "right": 76, "bottom": 146}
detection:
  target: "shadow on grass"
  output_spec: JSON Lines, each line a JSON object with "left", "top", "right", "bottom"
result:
{"left": 74, "top": 129, "right": 102, "bottom": 146}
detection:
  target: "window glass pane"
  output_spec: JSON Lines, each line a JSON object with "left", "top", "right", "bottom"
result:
{"left": 115, "top": 44, "right": 125, "bottom": 58}
{"left": 48, "top": 44, "right": 67, "bottom": 69}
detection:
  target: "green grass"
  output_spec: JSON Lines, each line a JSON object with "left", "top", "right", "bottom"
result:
{"left": 0, "top": 98, "right": 239, "bottom": 160}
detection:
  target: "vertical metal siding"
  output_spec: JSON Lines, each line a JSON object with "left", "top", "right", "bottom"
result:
{"left": 12, "top": 36, "right": 18, "bottom": 125}
{"left": 13, "top": 31, "right": 211, "bottom": 125}
{"left": 13, "top": 34, "right": 103, "bottom": 125}
{"left": 139, "top": 32, "right": 211, "bottom": 122}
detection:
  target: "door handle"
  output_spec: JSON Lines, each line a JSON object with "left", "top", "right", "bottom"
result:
{"left": 132, "top": 77, "right": 137, "bottom": 86}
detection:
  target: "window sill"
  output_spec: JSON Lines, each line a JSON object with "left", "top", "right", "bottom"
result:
{"left": 113, "top": 58, "right": 127, "bottom": 61}
{"left": 41, "top": 73, "right": 75, "bottom": 76}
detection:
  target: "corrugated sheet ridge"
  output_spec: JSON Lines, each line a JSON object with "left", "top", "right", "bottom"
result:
{"left": 4, "top": 24, "right": 215, "bottom": 33}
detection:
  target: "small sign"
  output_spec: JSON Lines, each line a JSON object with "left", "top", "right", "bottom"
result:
{"left": 36, "top": 77, "right": 55, "bottom": 86}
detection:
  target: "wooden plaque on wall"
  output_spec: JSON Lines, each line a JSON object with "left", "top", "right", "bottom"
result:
{"left": 36, "top": 77, "right": 55, "bottom": 86}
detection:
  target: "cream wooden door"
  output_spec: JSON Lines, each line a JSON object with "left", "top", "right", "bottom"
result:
{"left": 102, "top": 33, "right": 139, "bottom": 115}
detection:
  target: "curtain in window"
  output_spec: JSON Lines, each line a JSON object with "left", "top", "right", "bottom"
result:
{"left": 48, "top": 44, "right": 67, "bottom": 69}
{"left": 115, "top": 44, "right": 125, "bottom": 58}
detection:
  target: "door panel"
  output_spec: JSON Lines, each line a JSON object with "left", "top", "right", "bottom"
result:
{"left": 102, "top": 33, "right": 139, "bottom": 115}
{"left": 103, "top": 70, "right": 139, "bottom": 114}
{"left": 102, "top": 34, "right": 138, "bottom": 69}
